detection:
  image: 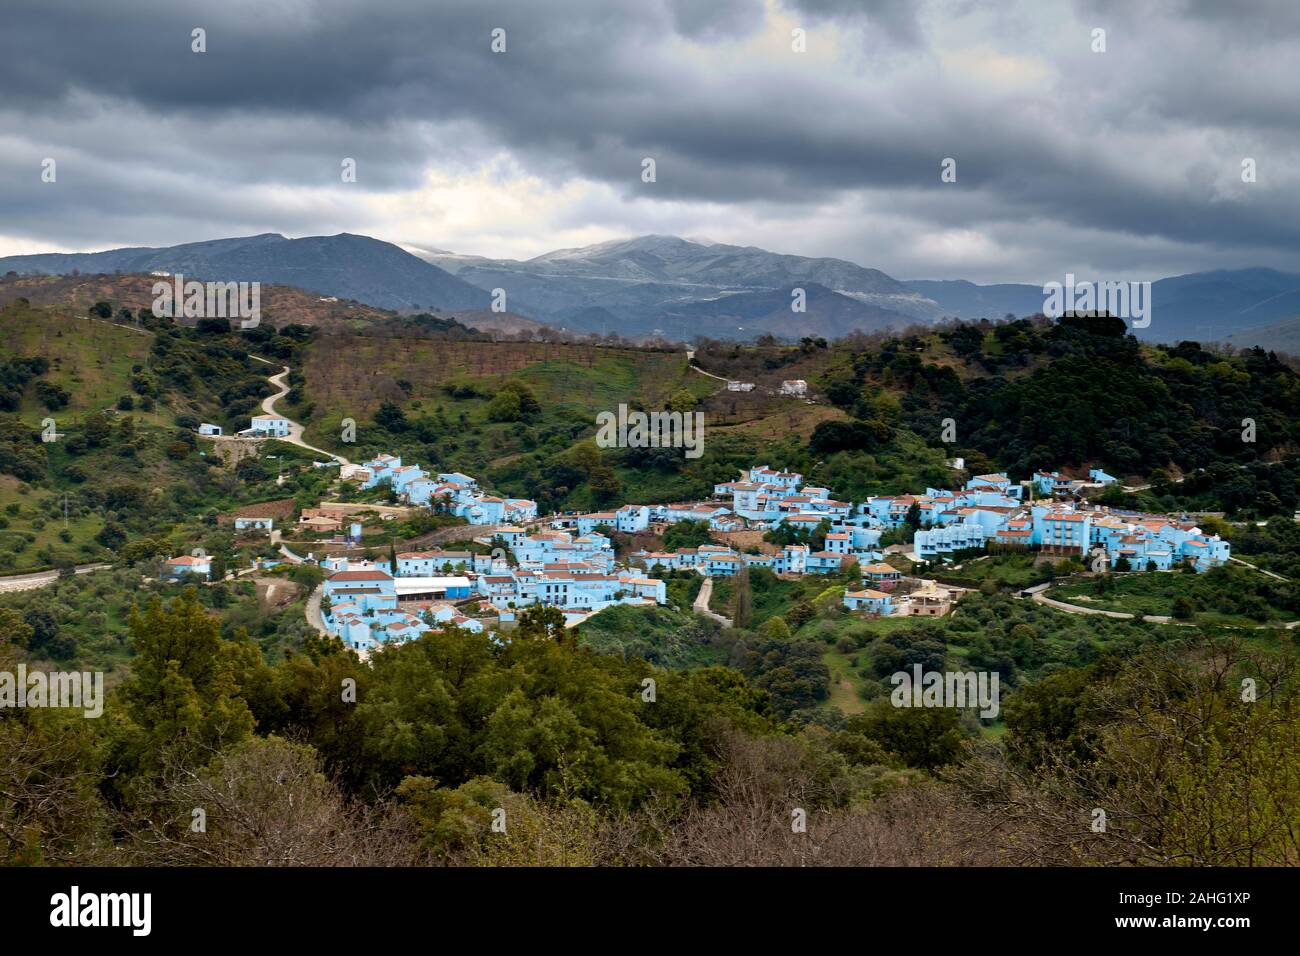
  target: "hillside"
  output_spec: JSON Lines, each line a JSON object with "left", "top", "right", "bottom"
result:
{"left": 908, "top": 268, "right": 1300, "bottom": 346}
{"left": 0, "top": 273, "right": 396, "bottom": 331}
{"left": 788, "top": 314, "right": 1300, "bottom": 515}
{"left": 658, "top": 283, "right": 912, "bottom": 339}
{"left": 0, "top": 233, "right": 490, "bottom": 313}
{"left": 424, "top": 234, "right": 940, "bottom": 334}
{"left": 1225, "top": 312, "right": 1300, "bottom": 355}
{"left": 8, "top": 232, "right": 1300, "bottom": 349}
{"left": 5, "top": 280, "right": 1299, "bottom": 558}
{"left": 292, "top": 333, "right": 815, "bottom": 509}
{"left": 904, "top": 279, "right": 1046, "bottom": 321}
{"left": 0, "top": 299, "right": 328, "bottom": 572}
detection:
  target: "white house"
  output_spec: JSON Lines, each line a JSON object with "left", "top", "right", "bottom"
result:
{"left": 239, "top": 415, "right": 291, "bottom": 438}
{"left": 198, "top": 423, "right": 223, "bottom": 436}
{"left": 779, "top": 380, "right": 808, "bottom": 397}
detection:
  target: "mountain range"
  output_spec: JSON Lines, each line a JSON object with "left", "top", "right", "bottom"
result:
{"left": 0, "top": 233, "right": 490, "bottom": 313}
{"left": 3, "top": 233, "right": 1299, "bottom": 348}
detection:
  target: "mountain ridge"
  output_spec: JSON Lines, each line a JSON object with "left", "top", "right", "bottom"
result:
{"left": 0, "top": 232, "right": 490, "bottom": 313}
{"left": 5, "top": 232, "right": 1299, "bottom": 347}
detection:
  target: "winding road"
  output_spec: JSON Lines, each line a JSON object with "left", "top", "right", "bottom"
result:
{"left": 252, "top": 359, "right": 352, "bottom": 466}
{"left": 1024, "top": 581, "right": 1300, "bottom": 629}
{"left": 1, "top": 360, "right": 335, "bottom": 595}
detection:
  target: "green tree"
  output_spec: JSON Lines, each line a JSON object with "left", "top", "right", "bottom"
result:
{"left": 732, "top": 568, "right": 753, "bottom": 629}
{"left": 487, "top": 389, "right": 523, "bottom": 423}
{"left": 374, "top": 401, "right": 408, "bottom": 432}
{"left": 118, "top": 590, "right": 257, "bottom": 777}
{"left": 668, "top": 389, "right": 697, "bottom": 412}
{"left": 850, "top": 699, "right": 967, "bottom": 770}
{"left": 0, "top": 608, "right": 34, "bottom": 647}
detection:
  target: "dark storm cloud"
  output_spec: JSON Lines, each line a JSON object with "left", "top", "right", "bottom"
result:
{"left": 0, "top": 0, "right": 1296, "bottom": 281}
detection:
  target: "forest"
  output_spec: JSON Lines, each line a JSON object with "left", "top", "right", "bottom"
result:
{"left": 3, "top": 592, "right": 1298, "bottom": 866}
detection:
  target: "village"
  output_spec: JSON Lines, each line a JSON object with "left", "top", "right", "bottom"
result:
{"left": 160, "top": 412, "right": 1234, "bottom": 655}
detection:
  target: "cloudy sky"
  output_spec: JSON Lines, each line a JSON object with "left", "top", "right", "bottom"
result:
{"left": 2, "top": 0, "right": 1297, "bottom": 282}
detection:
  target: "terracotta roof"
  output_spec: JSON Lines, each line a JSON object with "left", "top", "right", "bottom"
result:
{"left": 329, "top": 569, "right": 393, "bottom": 582}
{"left": 846, "top": 588, "right": 890, "bottom": 599}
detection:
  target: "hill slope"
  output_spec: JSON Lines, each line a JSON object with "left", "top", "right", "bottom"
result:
{"left": 423, "top": 234, "right": 941, "bottom": 333}
{"left": 0, "top": 233, "right": 490, "bottom": 313}
{"left": 907, "top": 269, "right": 1300, "bottom": 345}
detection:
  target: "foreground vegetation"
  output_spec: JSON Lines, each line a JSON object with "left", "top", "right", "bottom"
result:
{"left": 4, "top": 592, "right": 1298, "bottom": 867}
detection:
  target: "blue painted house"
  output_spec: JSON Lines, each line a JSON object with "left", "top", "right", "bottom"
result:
{"left": 843, "top": 587, "right": 895, "bottom": 615}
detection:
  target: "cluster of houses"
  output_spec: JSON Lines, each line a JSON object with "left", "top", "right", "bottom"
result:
{"left": 897, "top": 471, "right": 1229, "bottom": 572}
{"left": 316, "top": 525, "right": 666, "bottom": 651}
{"left": 165, "top": 441, "right": 1232, "bottom": 647}
{"left": 553, "top": 503, "right": 740, "bottom": 535}
{"left": 194, "top": 414, "right": 292, "bottom": 440}
{"left": 320, "top": 561, "right": 484, "bottom": 652}
{"left": 718, "top": 379, "right": 805, "bottom": 396}
{"left": 320, "top": 455, "right": 1230, "bottom": 639}
{"left": 632, "top": 542, "right": 862, "bottom": 577}
{"left": 346, "top": 454, "right": 538, "bottom": 525}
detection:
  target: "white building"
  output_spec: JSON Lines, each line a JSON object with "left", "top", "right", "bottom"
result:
{"left": 239, "top": 415, "right": 291, "bottom": 438}
{"left": 198, "top": 423, "right": 223, "bottom": 436}
{"left": 779, "top": 379, "right": 808, "bottom": 397}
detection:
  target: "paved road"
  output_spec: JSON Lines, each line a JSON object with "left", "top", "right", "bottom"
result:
{"left": 0, "top": 562, "right": 114, "bottom": 593}
{"left": 1030, "top": 589, "right": 1164, "bottom": 621}
{"left": 305, "top": 583, "right": 330, "bottom": 636}
{"left": 256, "top": 363, "right": 352, "bottom": 466}
{"left": 1027, "top": 584, "right": 1300, "bottom": 629}
{"left": 693, "top": 575, "right": 733, "bottom": 627}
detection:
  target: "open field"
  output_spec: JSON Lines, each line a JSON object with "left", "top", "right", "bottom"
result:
{"left": 301, "top": 337, "right": 704, "bottom": 420}
{"left": 0, "top": 302, "right": 159, "bottom": 424}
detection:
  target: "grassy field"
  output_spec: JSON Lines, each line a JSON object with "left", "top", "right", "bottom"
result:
{"left": 0, "top": 475, "right": 108, "bottom": 572}
{"left": 301, "top": 336, "right": 705, "bottom": 422}
{"left": 0, "top": 302, "right": 162, "bottom": 426}
{"left": 823, "top": 646, "right": 867, "bottom": 714}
